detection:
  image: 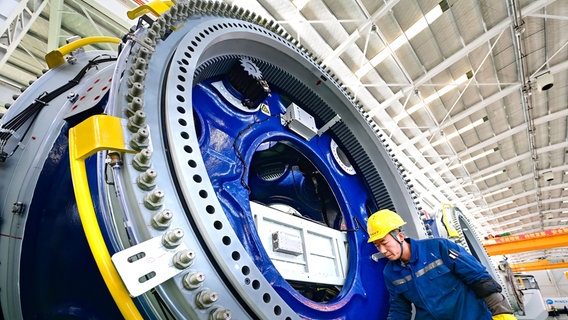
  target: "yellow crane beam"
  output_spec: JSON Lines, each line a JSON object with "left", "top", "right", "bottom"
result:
{"left": 509, "top": 259, "right": 568, "bottom": 272}
{"left": 482, "top": 227, "right": 568, "bottom": 256}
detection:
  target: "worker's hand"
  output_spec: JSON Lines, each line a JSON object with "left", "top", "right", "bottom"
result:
{"left": 492, "top": 314, "right": 517, "bottom": 320}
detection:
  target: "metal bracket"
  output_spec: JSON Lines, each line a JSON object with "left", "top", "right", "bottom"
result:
{"left": 112, "top": 236, "right": 187, "bottom": 297}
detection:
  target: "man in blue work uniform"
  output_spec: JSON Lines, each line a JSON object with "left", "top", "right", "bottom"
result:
{"left": 367, "top": 209, "right": 517, "bottom": 320}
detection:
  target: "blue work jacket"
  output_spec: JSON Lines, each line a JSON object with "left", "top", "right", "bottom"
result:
{"left": 383, "top": 238, "right": 493, "bottom": 320}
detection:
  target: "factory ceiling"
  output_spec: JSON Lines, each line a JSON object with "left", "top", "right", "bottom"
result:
{"left": 1, "top": 0, "right": 567, "bottom": 265}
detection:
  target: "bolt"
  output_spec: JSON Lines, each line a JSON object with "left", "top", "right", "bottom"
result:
{"left": 137, "top": 168, "right": 157, "bottom": 190}
{"left": 127, "top": 110, "right": 147, "bottom": 133}
{"left": 162, "top": 228, "right": 184, "bottom": 248}
{"left": 144, "top": 37, "right": 156, "bottom": 48}
{"left": 173, "top": 249, "right": 195, "bottom": 269}
{"left": 128, "top": 69, "right": 146, "bottom": 87}
{"left": 127, "top": 82, "right": 144, "bottom": 102}
{"left": 66, "top": 56, "right": 77, "bottom": 65}
{"left": 129, "top": 127, "right": 149, "bottom": 151}
{"left": 182, "top": 271, "right": 206, "bottom": 290}
{"left": 66, "top": 92, "right": 78, "bottom": 102}
{"left": 132, "top": 148, "right": 152, "bottom": 171}
{"left": 144, "top": 189, "right": 164, "bottom": 210}
{"left": 132, "top": 57, "right": 147, "bottom": 73}
{"left": 196, "top": 289, "right": 218, "bottom": 309}
{"left": 168, "top": 6, "right": 178, "bottom": 18}
{"left": 151, "top": 209, "right": 173, "bottom": 230}
{"left": 12, "top": 202, "right": 24, "bottom": 215}
{"left": 126, "top": 97, "right": 144, "bottom": 117}
{"left": 138, "top": 46, "right": 152, "bottom": 59}
{"left": 209, "top": 307, "right": 232, "bottom": 320}
{"left": 146, "top": 28, "right": 159, "bottom": 42}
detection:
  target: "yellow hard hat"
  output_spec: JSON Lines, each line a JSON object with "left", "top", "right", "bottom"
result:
{"left": 367, "top": 209, "right": 407, "bottom": 243}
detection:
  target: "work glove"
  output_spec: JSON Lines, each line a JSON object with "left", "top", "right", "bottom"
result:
{"left": 492, "top": 314, "right": 517, "bottom": 320}
{"left": 484, "top": 292, "right": 514, "bottom": 315}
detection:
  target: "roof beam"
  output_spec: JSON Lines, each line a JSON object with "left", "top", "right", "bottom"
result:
{"left": 418, "top": 106, "right": 568, "bottom": 178}
{"left": 0, "top": 0, "right": 49, "bottom": 71}
{"left": 47, "top": 0, "right": 64, "bottom": 51}
{"left": 323, "top": 0, "right": 399, "bottom": 65}
{"left": 412, "top": 0, "right": 553, "bottom": 88}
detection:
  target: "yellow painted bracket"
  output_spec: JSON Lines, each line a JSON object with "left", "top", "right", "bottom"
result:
{"left": 440, "top": 203, "right": 459, "bottom": 238}
{"left": 45, "top": 36, "right": 121, "bottom": 69}
{"left": 127, "top": 0, "right": 174, "bottom": 20}
{"left": 68, "top": 115, "right": 141, "bottom": 320}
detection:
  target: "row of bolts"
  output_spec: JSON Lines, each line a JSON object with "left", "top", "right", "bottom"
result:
{"left": 112, "top": 6, "right": 232, "bottom": 318}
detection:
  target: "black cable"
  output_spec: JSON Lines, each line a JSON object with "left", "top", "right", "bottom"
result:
{"left": 0, "top": 55, "right": 117, "bottom": 161}
{"left": 232, "top": 114, "right": 276, "bottom": 194}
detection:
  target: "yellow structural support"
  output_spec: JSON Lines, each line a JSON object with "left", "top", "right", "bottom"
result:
{"left": 483, "top": 227, "right": 568, "bottom": 256}
{"left": 440, "top": 203, "right": 460, "bottom": 239}
{"left": 69, "top": 115, "right": 141, "bottom": 320}
{"left": 510, "top": 259, "right": 568, "bottom": 272}
{"left": 45, "top": 36, "right": 121, "bottom": 68}
{"left": 127, "top": 0, "right": 174, "bottom": 20}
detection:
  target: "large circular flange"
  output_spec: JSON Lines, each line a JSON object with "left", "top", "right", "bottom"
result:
{"left": 106, "top": 3, "right": 422, "bottom": 319}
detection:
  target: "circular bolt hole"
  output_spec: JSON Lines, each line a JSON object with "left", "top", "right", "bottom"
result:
{"left": 274, "top": 306, "right": 282, "bottom": 316}
{"left": 252, "top": 280, "right": 260, "bottom": 290}
{"left": 206, "top": 205, "right": 215, "bottom": 214}
{"left": 241, "top": 266, "right": 250, "bottom": 275}
{"left": 263, "top": 293, "right": 271, "bottom": 303}
{"left": 231, "top": 251, "right": 240, "bottom": 261}
{"left": 222, "top": 236, "right": 231, "bottom": 245}
{"left": 213, "top": 220, "right": 222, "bottom": 230}
{"left": 199, "top": 190, "right": 207, "bottom": 198}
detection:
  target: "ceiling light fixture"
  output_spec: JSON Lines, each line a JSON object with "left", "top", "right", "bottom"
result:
{"left": 480, "top": 210, "right": 518, "bottom": 222}
{"left": 473, "top": 169, "right": 506, "bottom": 184}
{"left": 487, "top": 200, "right": 514, "bottom": 210}
{"left": 483, "top": 187, "right": 510, "bottom": 198}
{"left": 427, "top": 115, "right": 488, "bottom": 149}
{"left": 292, "top": 0, "right": 309, "bottom": 10}
{"left": 355, "top": 3, "right": 447, "bottom": 78}
{"left": 394, "top": 72, "right": 470, "bottom": 122}
{"left": 447, "top": 147, "right": 499, "bottom": 170}
{"left": 495, "top": 219, "right": 522, "bottom": 228}
{"left": 504, "top": 225, "right": 524, "bottom": 232}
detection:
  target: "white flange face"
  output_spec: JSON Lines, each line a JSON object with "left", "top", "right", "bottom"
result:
{"left": 331, "top": 139, "right": 356, "bottom": 175}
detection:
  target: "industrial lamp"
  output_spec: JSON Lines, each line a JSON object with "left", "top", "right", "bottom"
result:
{"left": 536, "top": 73, "right": 554, "bottom": 91}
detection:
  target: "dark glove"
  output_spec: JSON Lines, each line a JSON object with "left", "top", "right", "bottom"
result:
{"left": 484, "top": 292, "right": 513, "bottom": 315}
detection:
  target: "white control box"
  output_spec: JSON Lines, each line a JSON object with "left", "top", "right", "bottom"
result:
{"left": 282, "top": 103, "right": 318, "bottom": 140}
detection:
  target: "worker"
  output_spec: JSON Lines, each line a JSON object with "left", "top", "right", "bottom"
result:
{"left": 367, "top": 209, "right": 517, "bottom": 320}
